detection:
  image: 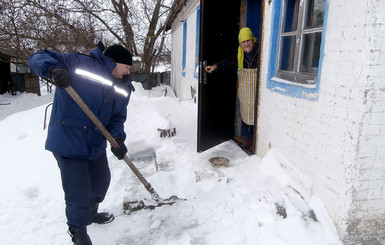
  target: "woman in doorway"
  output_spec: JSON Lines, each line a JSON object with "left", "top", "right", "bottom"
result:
{"left": 205, "top": 27, "right": 258, "bottom": 152}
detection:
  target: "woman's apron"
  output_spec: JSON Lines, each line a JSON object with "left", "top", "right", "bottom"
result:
{"left": 237, "top": 68, "right": 257, "bottom": 126}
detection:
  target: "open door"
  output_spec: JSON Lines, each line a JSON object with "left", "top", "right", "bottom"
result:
{"left": 197, "top": 0, "right": 241, "bottom": 152}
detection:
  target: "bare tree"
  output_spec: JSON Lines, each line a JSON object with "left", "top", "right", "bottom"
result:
{"left": 0, "top": 0, "right": 172, "bottom": 73}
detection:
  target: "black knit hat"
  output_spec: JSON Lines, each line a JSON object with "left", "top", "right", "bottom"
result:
{"left": 104, "top": 45, "right": 133, "bottom": 66}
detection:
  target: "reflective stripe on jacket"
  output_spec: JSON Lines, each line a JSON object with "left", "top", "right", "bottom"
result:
{"left": 28, "top": 47, "right": 133, "bottom": 159}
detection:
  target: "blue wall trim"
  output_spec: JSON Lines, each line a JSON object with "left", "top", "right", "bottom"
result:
{"left": 266, "top": 0, "right": 329, "bottom": 101}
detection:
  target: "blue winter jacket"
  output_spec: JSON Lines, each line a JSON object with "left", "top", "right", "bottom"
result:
{"left": 28, "top": 46, "right": 134, "bottom": 159}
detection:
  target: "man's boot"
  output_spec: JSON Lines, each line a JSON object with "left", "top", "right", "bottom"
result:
{"left": 68, "top": 226, "right": 92, "bottom": 245}
{"left": 90, "top": 202, "right": 114, "bottom": 224}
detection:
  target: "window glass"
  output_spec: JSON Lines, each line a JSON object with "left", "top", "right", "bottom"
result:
{"left": 304, "top": 0, "right": 325, "bottom": 29}
{"left": 282, "top": 0, "right": 299, "bottom": 32}
{"left": 279, "top": 36, "right": 296, "bottom": 71}
{"left": 300, "top": 32, "right": 322, "bottom": 74}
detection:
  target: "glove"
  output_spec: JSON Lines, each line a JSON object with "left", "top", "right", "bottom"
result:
{"left": 111, "top": 138, "right": 127, "bottom": 160}
{"left": 50, "top": 68, "right": 71, "bottom": 88}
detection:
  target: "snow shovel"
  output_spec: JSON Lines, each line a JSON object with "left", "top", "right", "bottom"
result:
{"left": 64, "top": 86, "right": 182, "bottom": 213}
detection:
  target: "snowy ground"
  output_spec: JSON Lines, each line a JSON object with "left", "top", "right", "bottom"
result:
{"left": 0, "top": 83, "right": 342, "bottom": 245}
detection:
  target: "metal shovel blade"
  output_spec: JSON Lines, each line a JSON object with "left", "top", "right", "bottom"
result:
{"left": 123, "top": 195, "right": 183, "bottom": 214}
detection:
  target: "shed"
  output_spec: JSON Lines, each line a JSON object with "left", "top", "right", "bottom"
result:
{"left": 0, "top": 53, "right": 40, "bottom": 95}
{"left": 167, "top": 0, "right": 385, "bottom": 243}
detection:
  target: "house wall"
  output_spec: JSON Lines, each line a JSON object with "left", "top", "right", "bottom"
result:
{"left": 170, "top": 0, "right": 200, "bottom": 100}
{"left": 257, "top": 0, "right": 385, "bottom": 243}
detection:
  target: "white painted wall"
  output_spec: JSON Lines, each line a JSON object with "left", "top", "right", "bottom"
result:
{"left": 170, "top": 1, "right": 200, "bottom": 100}
{"left": 257, "top": 0, "right": 385, "bottom": 242}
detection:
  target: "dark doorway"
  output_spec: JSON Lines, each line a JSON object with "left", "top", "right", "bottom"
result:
{"left": 197, "top": 0, "right": 240, "bottom": 152}
{"left": 197, "top": 0, "right": 263, "bottom": 154}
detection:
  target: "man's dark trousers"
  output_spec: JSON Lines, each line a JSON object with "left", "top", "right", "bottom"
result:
{"left": 54, "top": 152, "right": 111, "bottom": 227}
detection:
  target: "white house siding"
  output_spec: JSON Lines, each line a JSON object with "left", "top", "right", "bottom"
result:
{"left": 257, "top": 0, "right": 385, "bottom": 243}
{"left": 170, "top": 1, "right": 200, "bottom": 100}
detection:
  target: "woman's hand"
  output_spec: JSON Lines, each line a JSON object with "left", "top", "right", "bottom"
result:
{"left": 205, "top": 65, "right": 217, "bottom": 73}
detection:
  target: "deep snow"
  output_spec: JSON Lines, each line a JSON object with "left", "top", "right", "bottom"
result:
{"left": 0, "top": 83, "right": 342, "bottom": 245}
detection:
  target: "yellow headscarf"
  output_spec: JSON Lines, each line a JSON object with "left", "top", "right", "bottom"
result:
{"left": 237, "top": 27, "right": 257, "bottom": 69}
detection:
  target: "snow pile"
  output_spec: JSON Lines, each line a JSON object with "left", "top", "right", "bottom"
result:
{"left": 0, "top": 84, "right": 342, "bottom": 245}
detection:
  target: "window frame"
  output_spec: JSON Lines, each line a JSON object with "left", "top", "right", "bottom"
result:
{"left": 267, "top": 0, "right": 329, "bottom": 101}
{"left": 194, "top": 6, "right": 200, "bottom": 79}
{"left": 276, "top": 0, "right": 324, "bottom": 85}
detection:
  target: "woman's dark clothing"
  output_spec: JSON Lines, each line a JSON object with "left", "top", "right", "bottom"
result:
{"left": 215, "top": 43, "right": 259, "bottom": 72}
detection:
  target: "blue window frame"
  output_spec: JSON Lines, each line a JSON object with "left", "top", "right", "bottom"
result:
{"left": 194, "top": 6, "right": 200, "bottom": 79}
{"left": 267, "top": 0, "right": 329, "bottom": 101}
{"left": 182, "top": 20, "right": 187, "bottom": 77}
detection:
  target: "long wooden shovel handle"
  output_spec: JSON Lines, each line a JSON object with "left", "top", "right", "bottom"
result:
{"left": 65, "top": 86, "right": 161, "bottom": 199}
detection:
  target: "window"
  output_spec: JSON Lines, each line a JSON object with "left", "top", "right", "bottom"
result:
{"left": 267, "top": 0, "right": 328, "bottom": 100}
{"left": 277, "top": 0, "right": 325, "bottom": 85}
{"left": 182, "top": 20, "right": 187, "bottom": 77}
{"left": 194, "top": 6, "right": 200, "bottom": 79}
